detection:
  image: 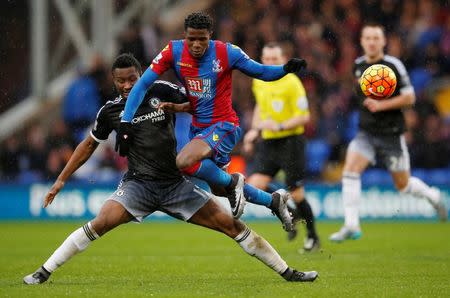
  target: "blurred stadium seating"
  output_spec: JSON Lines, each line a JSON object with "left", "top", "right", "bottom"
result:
{"left": 0, "top": 0, "right": 449, "bottom": 187}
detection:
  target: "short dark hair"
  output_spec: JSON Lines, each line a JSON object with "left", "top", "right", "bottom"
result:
{"left": 264, "top": 42, "right": 283, "bottom": 52}
{"left": 361, "top": 22, "right": 386, "bottom": 35}
{"left": 111, "top": 53, "right": 142, "bottom": 74}
{"left": 263, "top": 41, "right": 284, "bottom": 56}
{"left": 184, "top": 12, "right": 213, "bottom": 32}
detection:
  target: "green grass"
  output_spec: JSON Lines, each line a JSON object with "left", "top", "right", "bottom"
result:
{"left": 1, "top": 221, "right": 449, "bottom": 297}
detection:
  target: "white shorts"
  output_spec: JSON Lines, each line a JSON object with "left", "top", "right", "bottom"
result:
{"left": 348, "top": 131, "right": 410, "bottom": 172}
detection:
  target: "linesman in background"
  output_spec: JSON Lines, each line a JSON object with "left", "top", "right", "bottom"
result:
{"left": 243, "top": 43, "right": 320, "bottom": 252}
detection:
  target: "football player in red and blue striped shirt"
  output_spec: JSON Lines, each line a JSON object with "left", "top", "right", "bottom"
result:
{"left": 117, "top": 12, "right": 306, "bottom": 226}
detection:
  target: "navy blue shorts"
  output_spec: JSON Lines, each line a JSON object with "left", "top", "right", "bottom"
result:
{"left": 189, "top": 121, "right": 242, "bottom": 167}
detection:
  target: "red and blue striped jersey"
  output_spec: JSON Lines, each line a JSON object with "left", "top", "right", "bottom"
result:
{"left": 122, "top": 40, "right": 286, "bottom": 125}
{"left": 151, "top": 40, "right": 245, "bottom": 127}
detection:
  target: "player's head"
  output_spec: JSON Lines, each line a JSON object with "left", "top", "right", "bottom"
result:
{"left": 184, "top": 12, "right": 213, "bottom": 58}
{"left": 261, "top": 43, "right": 286, "bottom": 66}
{"left": 111, "top": 53, "right": 142, "bottom": 100}
{"left": 360, "top": 23, "right": 386, "bottom": 60}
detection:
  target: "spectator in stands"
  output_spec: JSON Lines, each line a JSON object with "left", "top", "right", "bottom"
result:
{"left": 46, "top": 119, "right": 75, "bottom": 151}
{"left": 44, "top": 119, "right": 76, "bottom": 180}
{"left": 22, "top": 125, "right": 47, "bottom": 180}
{"left": 0, "top": 135, "right": 22, "bottom": 181}
{"left": 118, "top": 19, "right": 148, "bottom": 67}
{"left": 63, "top": 55, "right": 104, "bottom": 142}
{"left": 413, "top": 114, "right": 450, "bottom": 169}
{"left": 2, "top": 0, "right": 450, "bottom": 184}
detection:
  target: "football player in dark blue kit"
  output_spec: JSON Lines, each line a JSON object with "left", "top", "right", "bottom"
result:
{"left": 23, "top": 54, "right": 318, "bottom": 285}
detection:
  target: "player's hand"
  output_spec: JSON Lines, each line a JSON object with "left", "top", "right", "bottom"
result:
{"left": 259, "top": 119, "right": 281, "bottom": 132}
{"left": 243, "top": 129, "right": 259, "bottom": 154}
{"left": 363, "top": 98, "right": 382, "bottom": 113}
{"left": 115, "top": 122, "right": 133, "bottom": 156}
{"left": 158, "top": 102, "right": 193, "bottom": 114}
{"left": 158, "top": 102, "right": 177, "bottom": 113}
{"left": 43, "top": 180, "right": 64, "bottom": 208}
{"left": 283, "top": 58, "right": 307, "bottom": 73}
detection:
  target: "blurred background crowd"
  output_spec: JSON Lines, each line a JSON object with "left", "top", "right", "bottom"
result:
{"left": 1, "top": 0, "right": 449, "bottom": 185}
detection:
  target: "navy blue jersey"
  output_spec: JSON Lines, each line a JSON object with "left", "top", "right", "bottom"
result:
{"left": 91, "top": 81, "right": 187, "bottom": 180}
{"left": 353, "top": 55, "right": 414, "bottom": 136}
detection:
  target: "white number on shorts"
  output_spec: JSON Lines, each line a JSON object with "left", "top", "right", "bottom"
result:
{"left": 389, "top": 156, "right": 405, "bottom": 171}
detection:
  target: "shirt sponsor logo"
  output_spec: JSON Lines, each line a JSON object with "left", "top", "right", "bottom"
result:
{"left": 186, "top": 78, "right": 212, "bottom": 98}
{"left": 131, "top": 109, "right": 165, "bottom": 124}
{"left": 186, "top": 78, "right": 203, "bottom": 92}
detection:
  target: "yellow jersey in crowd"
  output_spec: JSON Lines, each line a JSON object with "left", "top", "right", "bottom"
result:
{"left": 252, "top": 73, "right": 309, "bottom": 140}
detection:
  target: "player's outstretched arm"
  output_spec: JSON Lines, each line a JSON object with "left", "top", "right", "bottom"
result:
{"left": 237, "top": 57, "right": 307, "bottom": 81}
{"left": 44, "top": 135, "right": 99, "bottom": 207}
{"left": 121, "top": 68, "right": 159, "bottom": 122}
{"left": 237, "top": 58, "right": 287, "bottom": 81}
{"left": 116, "top": 68, "right": 159, "bottom": 156}
{"left": 230, "top": 44, "right": 307, "bottom": 81}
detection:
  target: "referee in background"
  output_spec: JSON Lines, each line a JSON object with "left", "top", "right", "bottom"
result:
{"left": 243, "top": 43, "right": 320, "bottom": 252}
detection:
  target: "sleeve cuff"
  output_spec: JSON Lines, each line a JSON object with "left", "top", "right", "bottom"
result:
{"left": 400, "top": 86, "right": 414, "bottom": 95}
{"left": 90, "top": 131, "right": 107, "bottom": 143}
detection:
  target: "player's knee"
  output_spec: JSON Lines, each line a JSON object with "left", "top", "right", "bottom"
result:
{"left": 394, "top": 178, "right": 408, "bottom": 191}
{"left": 91, "top": 214, "right": 118, "bottom": 236}
{"left": 343, "top": 162, "right": 358, "bottom": 173}
{"left": 176, "top": 154, "right": 186, "bottom": 169}
{"left": 176, "top": 153, "right": 193, "bottom": 170}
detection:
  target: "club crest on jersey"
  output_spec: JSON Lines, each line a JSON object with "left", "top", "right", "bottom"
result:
{"left": 213, "top": 134, "right": 219, "bottom": 142}
{"left": 212, "top": 59, "right": 223, "bottom": 73}
{"left": 149, "top": 97, "right": 160, "bottom": 108}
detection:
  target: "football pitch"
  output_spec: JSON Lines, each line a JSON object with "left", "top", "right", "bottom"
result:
{"left": 1, "top": 221, "right": 449, "bottom": 297}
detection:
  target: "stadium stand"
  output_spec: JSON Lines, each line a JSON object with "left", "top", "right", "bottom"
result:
{"left": 0, "top": 0, "right": 449, "bottom": 186}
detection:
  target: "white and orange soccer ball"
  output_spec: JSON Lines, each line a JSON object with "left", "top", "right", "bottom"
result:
{"left": 360, "top": 64, "right": 397, "bottom": 99}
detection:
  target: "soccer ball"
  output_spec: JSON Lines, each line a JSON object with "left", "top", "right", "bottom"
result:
{"left": 360, "top": 64, "right": 397, "bottom": 99}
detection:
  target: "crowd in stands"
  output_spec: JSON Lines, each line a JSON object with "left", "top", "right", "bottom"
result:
{"left": 1, "top": 0, "right": 449, "bottom": 185}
